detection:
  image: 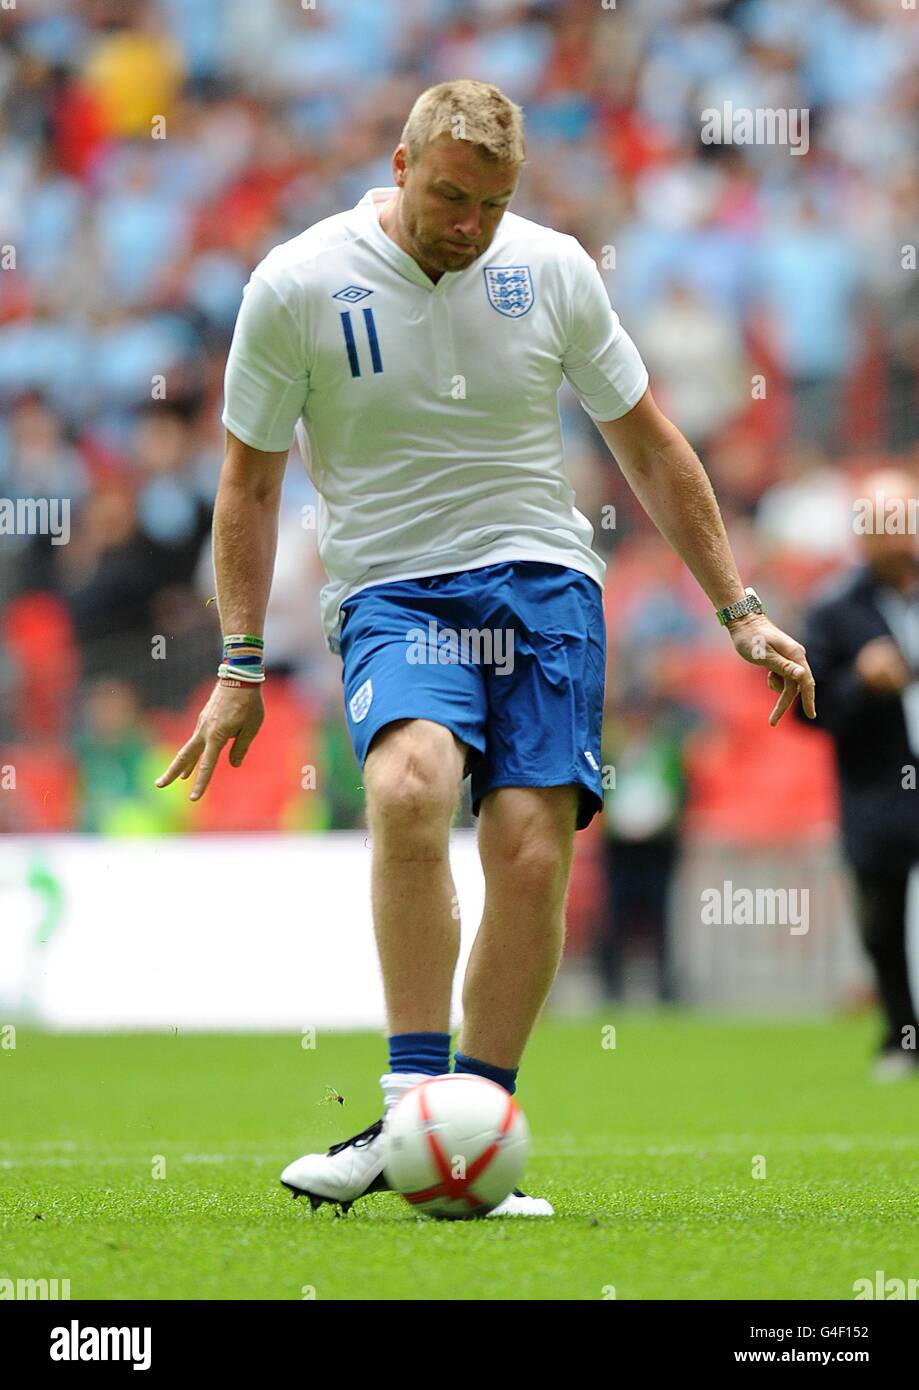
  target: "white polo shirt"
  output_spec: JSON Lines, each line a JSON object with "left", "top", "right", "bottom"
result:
{"left": 221, "top": 186, "right": 648, "bottom": 652}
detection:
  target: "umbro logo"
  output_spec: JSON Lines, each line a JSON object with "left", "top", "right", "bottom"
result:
{"left": 332, "top": 285, "right": 374, "bottom": 302}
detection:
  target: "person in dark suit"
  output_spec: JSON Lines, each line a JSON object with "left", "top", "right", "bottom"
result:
{"left": 798, "top": 469, "right": 919, "bottom": 1079}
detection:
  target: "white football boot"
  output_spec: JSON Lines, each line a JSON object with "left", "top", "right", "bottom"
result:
{"left": 486, "top": 1189, "right": 554, "bottom": 1217}
{"left": 280, "top": 1119, "right": 389, "bottom": 1214}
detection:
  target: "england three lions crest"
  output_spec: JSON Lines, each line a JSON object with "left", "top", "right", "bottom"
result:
{"left": 483, "top": 266, "right": 534, "bottom": 318}
{"left": 349, "top": 677, "right": 373, "bottom": 724}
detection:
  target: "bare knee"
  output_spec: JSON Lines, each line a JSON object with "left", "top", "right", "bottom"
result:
{"left": 365, "top": 720, "right": 465, "bottom": 850}
{"left": 480, "top": 795, "right": 577, "bottom": 908}
{"left": 490, "top": 836, "right": 571, "bottom": 906}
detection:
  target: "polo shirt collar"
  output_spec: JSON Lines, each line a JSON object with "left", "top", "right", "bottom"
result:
{"left": 357, "top": 186, "right": 497, "bottom": 290}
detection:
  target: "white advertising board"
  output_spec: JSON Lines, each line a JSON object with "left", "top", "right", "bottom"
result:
{"left": 0, "top": 834, "right": 486, "bottom": 1030}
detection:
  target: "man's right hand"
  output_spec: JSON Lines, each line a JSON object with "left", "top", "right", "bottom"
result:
{"left": 155, "top": 682, "right": 265, "bottom": 801}
{"left": 854, "top": 636, "right": 911, "bottom": 695}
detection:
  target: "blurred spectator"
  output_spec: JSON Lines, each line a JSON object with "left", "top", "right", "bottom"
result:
{"left": 82, "top": 3, "right": 185, "bottom": 140}
{"left": 860, "top": 168, "right": 919, "bottom": 451}
{"left": 596, "top": 675, "right": 696, "bottom": 1003}
{"left": 637, "top": 276, "right": 749, "bottom": 452}
{"left": 755, "top": 444, "right": 854, "bottom": 560}
{"left": 797, "top": 468, "right": 919, "bottom": 1078}
{"left": 315, "top": 697, "right": 366, "bottom": 830}
{"left": 74, "top": 677, "right": 151, "bottom": 831}
{"left": 752, "top": 195, "right": 862, "bottom": 455}
{"left": 74, "top": 675, "right": 189, "bottom": 832}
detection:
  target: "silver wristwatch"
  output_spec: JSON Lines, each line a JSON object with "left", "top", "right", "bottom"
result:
{"left": 716, "top": 586, "right": 765, "bottom": 627}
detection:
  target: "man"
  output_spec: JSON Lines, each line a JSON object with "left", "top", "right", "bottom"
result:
{"left": 597, "top": 682, "right": 692, "bottom": 1004}
{"left": 797, "top": 469, "right": 919, "bottom": 1081}
{"left": 156, "top": 81, "right": 815, "bottom": 1215}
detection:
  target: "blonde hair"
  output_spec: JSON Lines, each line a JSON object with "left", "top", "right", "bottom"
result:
{"left": 400, "top": 80, "right": 526, "bottom": 168}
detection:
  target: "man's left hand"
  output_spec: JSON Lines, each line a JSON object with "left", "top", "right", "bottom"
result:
{"left": 727, "top": 613, "right": 817, "bottom": 725}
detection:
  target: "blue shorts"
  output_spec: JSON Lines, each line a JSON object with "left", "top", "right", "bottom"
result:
{"left": 338, "top": 561, "right": 606, "bottom": 831}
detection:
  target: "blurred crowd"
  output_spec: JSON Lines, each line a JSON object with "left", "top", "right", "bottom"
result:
{"left": 0, "top": 0, "right": 917, "bottom": 852}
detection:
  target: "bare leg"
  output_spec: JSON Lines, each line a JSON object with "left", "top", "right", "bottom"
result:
{"left": 364, "top": 719, "right": 467, "bottom": 1034}
{"left": 457, "top": 785, "right": 579, "bottom": 1068}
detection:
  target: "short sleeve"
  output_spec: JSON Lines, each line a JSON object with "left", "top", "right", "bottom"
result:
{"left": 561, "top": 243, "right": 648, "bottom": 423}
{"left": 221, "top": 270, "right": 310, "bottom": 453}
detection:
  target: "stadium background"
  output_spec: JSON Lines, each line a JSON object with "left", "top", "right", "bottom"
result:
{"left": 1, "top": 0, "right": 918, "bottom": 1020}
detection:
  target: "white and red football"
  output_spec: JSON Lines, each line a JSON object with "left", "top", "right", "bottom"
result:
{"left": 383, "top": 1074, "right": 530, "bottom": 1219}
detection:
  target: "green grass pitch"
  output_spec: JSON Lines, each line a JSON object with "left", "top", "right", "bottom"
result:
{"left": 1, "top": 1015, "right": 916, "bottom": 1300}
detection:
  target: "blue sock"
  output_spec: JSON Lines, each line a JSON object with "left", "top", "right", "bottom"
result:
{"left": 453, "top": 1050, "right": 518, "bottom": 1095}
{"left": 388, "top": 1031, "right": 451, "bottom": 1077}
